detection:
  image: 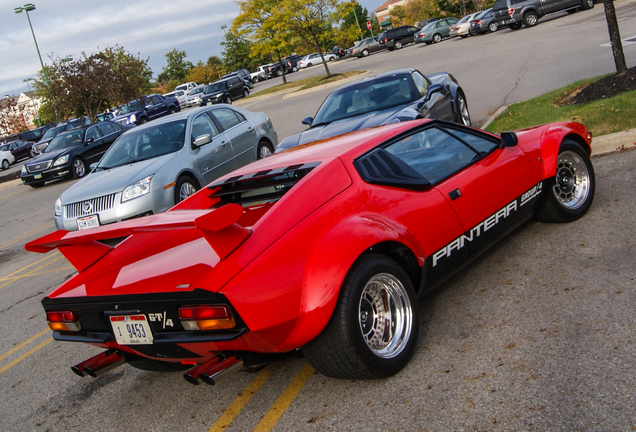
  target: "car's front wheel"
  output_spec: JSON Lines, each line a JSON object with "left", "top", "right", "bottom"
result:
{"left": 224, "top": 95, "right": 232, "bottom": 104}
{"left": 1, "top": 159, "right": 9, "bottom": 170}
{"left": 303, "top": 254, "right": 419, "bottom": 379}
{"left": 243, "top": 89, "right": 249, "bottom": 98}
{"left": 455, "top": 90, "right": 471, "bottom": 126}
{"left": 535, "top": 140, "right": 595, "bottom": 223}
{"left": 175, "top": 176, "right": 199, "bottom": 203}
{"left": 72, "top": 157, "right": 86, "bottom": 179}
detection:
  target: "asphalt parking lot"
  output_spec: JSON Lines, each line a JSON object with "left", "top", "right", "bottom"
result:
{"left": 1, "top": 2, "right": 636, "bottom": 431}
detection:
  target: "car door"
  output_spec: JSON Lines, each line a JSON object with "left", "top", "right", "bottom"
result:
{"left": 147, "top": 96, "right": 166, "bottom": 120}
{"left": 81, "top": 125, "right": 106, "bottom": 165}
{"left": 9, "top": 141, "right": 26, "bottom": 160}
{"left": 411, "top": 70, "right": 454, "bottom": 121}
{"left": 209, "top": 107, "right": 258, "bottom": 169}
{"left": 96, "top": 123, "right": 122, "bottom": 157}
{"left": 190, "top": 110, "right": 236, "bottom": 184}
{"left": 229, "top": 78, "right": 243, "bottom": 100}
{"left": 380, "top": 123, "right": 538, "bottom": 282}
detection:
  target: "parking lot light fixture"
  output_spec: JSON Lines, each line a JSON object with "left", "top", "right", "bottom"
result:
{"left": 15, "top": 3, "right": 50, "bottom": 87}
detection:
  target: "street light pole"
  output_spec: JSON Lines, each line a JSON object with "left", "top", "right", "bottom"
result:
{"left": 15, "top": 4, "right": 50, "bottom": 88}
{"left": 22, "top": 77, "right": 40, "bottom": 126}
{"left": 352, "top": 5, "right": 363, "bottom": 40}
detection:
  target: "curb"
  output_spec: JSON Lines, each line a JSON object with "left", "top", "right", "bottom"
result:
{"left": 283, "top": 71, "right": 372, "bottom": 99}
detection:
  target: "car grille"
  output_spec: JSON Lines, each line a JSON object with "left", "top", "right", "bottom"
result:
{"left": 26, "top": 160, "right": 52, "bottom": 173}
{"left": 65, "top": 193, "right": 117, "bottom": 219}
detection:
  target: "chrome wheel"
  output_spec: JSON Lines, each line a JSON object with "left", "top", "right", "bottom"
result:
{"left": 433, "top": 34, "right": 442, "bottom": 43}
{"left": 362, "top": 49, "right": 369, "bottom": 57}
{"left": 524, "top": 13, "right": 538, "bottom": 26}
{"left": 457, "top": 93, "right": 471, "bottom": 126}
{"left": 73, "top": 158, "right": 86, "bottom": 178}
{"left": 179, "top": 181, "right": 197, "bottom": 201}
{"left": 258, "top": 143, "right": 273, "bottom": 159}
{"left": 553, "top": 150, "right": 591, "bottom": 210}
{"left": 358, "top": 273, "right": 413, "bottom": 359}
{"left": 1, "top": 159, "right": 9, "bottom": 170}
{"left": 489, "top": 22, "right": 498, "bottom": 32}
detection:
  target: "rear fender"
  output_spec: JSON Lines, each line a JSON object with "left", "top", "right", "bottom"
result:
{"left": 277, "top": 212, "right": 425, "bottom": 351}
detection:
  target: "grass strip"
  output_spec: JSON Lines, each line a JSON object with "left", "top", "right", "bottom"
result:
{"left": 248, "top": 71, "right": 366, "bottom": 98}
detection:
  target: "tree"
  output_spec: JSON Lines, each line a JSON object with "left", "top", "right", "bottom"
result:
{"left": 158, "top": 49, "right": 193, "bottom": 89}
{"left": 187, "top": 61, "right": 225, "bottom": 85}
{"left": 232, "top": 0, "right": 294, "bottom": 84}
{"left": 405, "top": 0, "right": 443, "bottom": 25}
{"left": 281, "top": 0, "right": 340, "bottom": 76}
{"left": 389, "top": 5, "right": 409, "bottom": 27}
{"left": 36, "top": 46, "right": 152, "bottom": 123}
{"left": 221, "top": 32, "right": 261, "bottom": 72}
{"left": 602, "top": 0, "right": 628, "bottom": 75}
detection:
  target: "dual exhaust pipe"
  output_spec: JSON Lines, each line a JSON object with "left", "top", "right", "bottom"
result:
{"left": 71, "top": 350, "right": 244, "bottom": 385}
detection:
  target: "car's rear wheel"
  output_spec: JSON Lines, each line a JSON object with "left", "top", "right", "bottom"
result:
{"left": 362, "top": 49, "right": 370, "bottom": 57}
{"left": 455, "top": 90, "right": 471, "bottom": 126}
{"left": 535, "top": 140, "right": 595, "bottom": 223}
{"left": 395, "top": 40, "right": 403, "bottom": 49}
{"left": 433, "top": 33, "right": 442, "bottom": 43}
{"left": 175, "top": 176, "right": 199, "bottom": 203}
{"left": 581, "top": 0, "right": 594, "bottom": 9}
{"left": 509, "top": 22, "right": 522, "bottom": 30}
{"left": 1, "top": 159, "right": 9, "bottom": 170}
{"left": 488, "top": 22, "right": 498, "bottom": 32}
{"left": 128, "top": 358, "right": 191, "bottom": 372}
{"left": 257, "top": 140, "right": 274, "bottom": 159}
{"left": 303, "top": 254, "right": 419, "bottom": 379}
{"left": 72, "top": 157, "right": 86, "bottom": 179}
{"left": 524, "top": 12, "right": 538, "bottom": 27}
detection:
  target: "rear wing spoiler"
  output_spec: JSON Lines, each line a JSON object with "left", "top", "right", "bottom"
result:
{"left": 25, "top": 204, "right": 249, "bottom": 272}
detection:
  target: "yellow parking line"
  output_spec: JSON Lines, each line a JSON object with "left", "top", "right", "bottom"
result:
{"left": 0, "top": 222, "right": 54, "bottom": 249}
{"left": 0, "top": 251, "right": 60, "bottom": 281}
{"left": 0, "top": 328, "right": 50, "bottom": 363}
{"left": 0, "top": 337, "right": 53, "bottom": 375}
{"left": 252, "top": 363, "right": 315, "bottom": 432}
{"left": 208, "top": 364, "right": 278, "bottom": 432}
{"left": 0, "top": 189, "right": 22, "bottom": 201}
{"left": 0, "top": 254, "right": 66, "bottom": 289}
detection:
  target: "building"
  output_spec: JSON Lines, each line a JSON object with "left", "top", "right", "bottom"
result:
{"left": 374, "top": 0, "right": 410, "bottom": 28}
{"left": 0, "top": 92, "right": 42, "bottom": 137}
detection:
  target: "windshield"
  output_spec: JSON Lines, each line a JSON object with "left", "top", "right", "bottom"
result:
{"left": 458, "top": 15, "right": 471, "bottom": 23}
{"left": 119, "top": 100, "right": 144, "bottom": 114}
{"left": 98, "top": 120, "right": 186, "bottom": 169}
{"left": 42, "top": 125, "right": 65, "bottom": 140}
{"left": 45, "top": 130, "right": 85, "bottom": 152}
{"left": 0, "top": 144, "right": 8, "bottom": 152}
{"left": 205, "top": 82, "right": 226, "bottom": 94}
{"left": 189, "top": 87, "right": 204, "bottom": 96}
{"left": 312, "top": 75, "right": 414, "bottom": 126}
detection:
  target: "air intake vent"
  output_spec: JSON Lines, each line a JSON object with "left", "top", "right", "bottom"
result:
{"left": 354, "top": 149, "right": 431, "bottom": 191}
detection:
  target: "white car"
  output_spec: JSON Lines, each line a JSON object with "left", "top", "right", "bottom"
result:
{"left": 183, "top": 86, "right": 206, "bottom": 107}
{"left": 449, "top": 12, "right": 480, "bottom": 38}
{"left": 250, "top": 64, "right": 273, "bottom": 83}
{"left": 163, "top": 90, "right": 187, "bottom": 106}
{"left": 173, "top": 82, "right": 199, "bottom": 93}
{"left": 0, "top": 147, "right": 15, "bottom": 170}
{"left": 298, "top": 53, "right": 337, "bottom": 68}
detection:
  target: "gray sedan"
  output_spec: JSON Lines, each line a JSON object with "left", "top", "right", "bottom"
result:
{"left": 53, "top": 105, "right": 278, "bottom": 231}
{"left": 349, "top": 36, "right": 381, "bottom": 57}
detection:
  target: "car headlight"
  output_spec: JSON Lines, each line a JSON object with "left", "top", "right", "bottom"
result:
{"left": 130, "top": 114, "right": 136, "bottom": 123}
{"left": 21, "top": 165, "right": 27, "bottom": 174}
{"left": 54, "top": 197, "right": 62, "bottom": 217}
{"left": 122, "top": 176, "right": 152, "bottom": 202}
{"left": 53, "top": 154, "right": 69, "bottom": 166}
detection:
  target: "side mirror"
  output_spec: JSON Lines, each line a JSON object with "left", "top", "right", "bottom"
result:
{"left": 501, "top": 131, "right": 518, "bottom": 147}
{"left": 89, "top": 163, "right": 97, "bottom": 172}
{"left": 301, "top": 116, "right": 313, "bottom": 126}
{"left": 193, "top": 134, "right": 212, "bottom": 147}
{"left": 85, "top": 138, "right": 93, "bottom": 145}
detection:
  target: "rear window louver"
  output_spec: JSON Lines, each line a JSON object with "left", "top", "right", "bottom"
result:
{"left": 208, "top": 161, "right": 321, "bottom": 207}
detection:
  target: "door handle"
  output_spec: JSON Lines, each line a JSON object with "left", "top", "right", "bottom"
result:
{"left": 221, "top": 141, "right": 228, "bottom": 147}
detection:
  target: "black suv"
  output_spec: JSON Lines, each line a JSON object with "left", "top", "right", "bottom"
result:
{"left": 223, "top": 69, "right": 253, "bottom": 89}
{"left": 199, "top": 77, "right": 249, "bottom": 105}
{"left": 378, "top": 25, "right": 420, "bottom": 51}
{"left": 493, "top": 0, "right": 593, "bottom": 29}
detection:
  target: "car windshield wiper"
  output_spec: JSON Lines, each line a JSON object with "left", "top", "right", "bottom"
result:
{"left": 310, "top": 121, "right": 332, "bottom": 128}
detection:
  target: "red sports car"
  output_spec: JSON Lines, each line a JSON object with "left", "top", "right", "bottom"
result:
{"left": 26, "top": 119, "right": 595, "bottom": 384}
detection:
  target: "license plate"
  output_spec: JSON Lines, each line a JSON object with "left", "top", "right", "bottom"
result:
{"left": 110, "top": 315, "right": 153, "bottom": 345}
{"left": 34, "top": 173, "right": 42, "bottom": 179}
{"left": 77, "top": 215, "right": 100, "bottom": 230}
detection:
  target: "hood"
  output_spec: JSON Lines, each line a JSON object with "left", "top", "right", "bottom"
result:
{"left": 32, "top": 147, "right": 72, "bottom": 163}
{"left": 60, "top": 153, "right": 176, "bottom": 203}
{"left": 278, "top": 106, "right": 406, "bottom": 151}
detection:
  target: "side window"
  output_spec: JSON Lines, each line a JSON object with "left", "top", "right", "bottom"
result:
{"left": 97, "top": 123, "right": 118, "bottom": 136}
{"left": 384, "top": 127, "right": 480, "bottom": 184}
{"left": 191, "top": 112, "right": 220, "bottom": 142}
{"left": 411, "top": 71, "right": 429, "bottom": 97}
{"left": 211, "top": 108, "right": 243, "bottom": 131}
{"left": 445, "top": 128, "right": 499, "bottom": 155}
{"left": 85, "top": 126, "right": 102, "bottom": 142}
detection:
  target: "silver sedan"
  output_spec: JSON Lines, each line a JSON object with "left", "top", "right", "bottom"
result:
{"left": 54, "top": 105, "right": 278, "bottom": 231}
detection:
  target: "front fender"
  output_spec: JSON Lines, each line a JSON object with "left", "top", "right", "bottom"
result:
{"left": 277, "top": 212, "right": 425, "bottom": 351}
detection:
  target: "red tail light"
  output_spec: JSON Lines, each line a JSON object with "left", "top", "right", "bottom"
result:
{"left": 508, "top": 8, "right": 515, "bottom": 16}
{"left": 179, "top": 305, "right": 235, "bottom": 330}
{"left": 47, "top": 310, "right": 81, "bottom": 331}
{"left": 475, "top": 20, "right": 482, "bottom": 24}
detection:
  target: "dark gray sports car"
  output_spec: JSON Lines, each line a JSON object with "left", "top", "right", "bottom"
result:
{"left": 276, "top": 69, "right": 471, "bottom": 152}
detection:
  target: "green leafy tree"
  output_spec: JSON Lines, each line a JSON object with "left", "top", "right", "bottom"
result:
{"left": 221, "top": 32, "right": 261, "bottom": 72}
{"left": 187, "top": 61, "right": 225, "bottom": 85}
{"left": 389, "top": 5, "right": 409, "bottom": 26}
{"left": 158, "top": 49, "right": 193, "bottom": 89}
{"left": 406, "top": 0, "right": 444, "bottom": 25}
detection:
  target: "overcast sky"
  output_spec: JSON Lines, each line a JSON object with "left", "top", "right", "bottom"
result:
{"left": 1, "top": 0, "right": 380, "bottom": 98}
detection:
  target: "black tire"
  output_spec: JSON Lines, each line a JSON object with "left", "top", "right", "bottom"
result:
{"left": 224, "top": 95, "right": 232, "bottom": 105}
{"left": 175, "top": 175, "right": 199, "bottom": 203}
{"left": 168, "top": 107, "right": 176, "bottom": 115}
{"left": 395, "top": 40, "right": 403, "bottom": 50}
{"left": 387, "top": 47, "right": 394, "bottom": 52}
{"left": 460, "top": 34, "right": 468, "bottom": 38}
{"left": 128, "top": 359, "right": 191, "bottom": 372}
{"left": 535, "top": 140, "right": 595, "bottom": 223}
{"left": 1, "top": 159, "right": 9, "bottom": 170}
{"left": 581, "top": 0, "right": 594, "bottom": 9}
{"left": 488, "top": 22, "right": 498, "bottom": 32}
{"left": 257, "top": 140, "right": 274, "bottom": 159}
{"left": 329, "top": 56, "right": 336, "bottom": 62}
{"left": 523, "top": 12, "right": 538, "bottom": 27}
{"left": 454, "top": 90, "right": 471, "bottom": 126}
{"left": 29, "top": 182, "right": 44, "bottom": 188}
{"left": 243, "top": 89, "right": 249, "bottom": 98}
{"left": 276, "top": 69, "right": 283, "bottom": 77}
{"left": 362, "top": 49, "right": 370, "bottom": 57}
{"left": 424, "top": 41, "right": 432, "bottom": 45}
{"left": 567, "top": 8, "right": 578, "bottom": 13}
{"left": 138, "top": 117, "right": 147, "bottom": 124}
{"left": 509, "top": 22, "right": 522, "bottom": 30}
{"left": 303, "top": 254, "right": 419, "bottom": 379}
{"left": 433, "top": 33, "right": 442, "bottom": 43}
{"left": 72, "top": 157, "right": 87, "bottom": 179}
